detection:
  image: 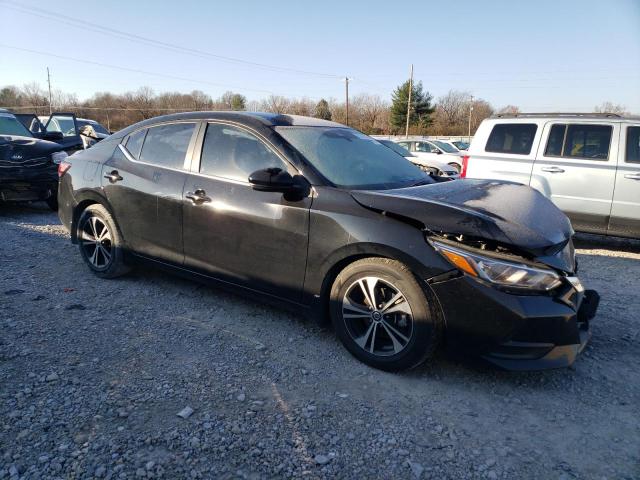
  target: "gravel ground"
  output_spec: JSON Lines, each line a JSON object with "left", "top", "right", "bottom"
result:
{"left": 1, "top": 203, "right": 639, "bottom": 480}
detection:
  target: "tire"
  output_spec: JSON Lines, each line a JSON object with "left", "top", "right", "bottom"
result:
{"left": 45, "top": 196, "right": 58, "bottom": 211}
{"left": 330, "top": 257, "right": 442, "bottom": 371}
{"left": 448, "top": 162, "right": 461, "bottom": 172}
{"left": 77, "top": 204, "right": 130, "bottom": 278}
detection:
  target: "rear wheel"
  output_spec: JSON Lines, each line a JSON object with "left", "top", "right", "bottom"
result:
{"left": 330, "top": 257, "right": 442, "bottom": 371}
{"left": 77, "top": 204, "right": 130, "bottom": 278}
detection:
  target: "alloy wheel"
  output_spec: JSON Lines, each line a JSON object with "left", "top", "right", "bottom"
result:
{"left": 80, "top": 215, "right": 113, "bottom": 269}
{"left": 342, "top": 277, "right": 414, "bottom": 356}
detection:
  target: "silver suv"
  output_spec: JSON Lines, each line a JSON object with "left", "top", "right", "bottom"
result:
{"left": 462, "top": 113, "right": 640, "bottom": 239}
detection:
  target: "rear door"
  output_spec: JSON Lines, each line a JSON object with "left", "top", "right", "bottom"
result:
{"left": 103, "top": 121, "right": 198, "bottom": 264}
{"left": 530, "top": 122, "right": 618, "bottom": 234}
{"left": 609, "top": 124, "right": 640, "bottom": 237}
{"left": 182, "top": 121, "right": 311, "bottom": 301}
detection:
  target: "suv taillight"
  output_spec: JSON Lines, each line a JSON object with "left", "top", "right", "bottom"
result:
{"left": 58, "top": 161, "right": 71, "bottom": 178}
{"left": 460, "top": 155, "right": 470, "bottom": 178}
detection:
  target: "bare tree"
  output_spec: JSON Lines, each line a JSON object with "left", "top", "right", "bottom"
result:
{"left": 497, "top": 105, "right": 520, "bottom": 115}
{"left": 594, "top": 101, "right": 628, "bottom": 115}
{"left": 261, "top": 95, "right": 290, "bottom": 114}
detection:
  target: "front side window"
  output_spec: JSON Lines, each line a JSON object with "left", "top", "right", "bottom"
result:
{"left": 138, "top": 123, "right": 195, "bottom": 169}
{"left": 45, "top": 115, "right": 77, "bottom": 137}
{"left": 124, "top": 129, "right": 147, "bottom": 160}
{"left": 275, "top": 126, "right": 432, "bottom": 190}
{"left": 626, "top": 126, "right": 640, "bottom": 164}
{"left": 200, "top": 123, "right": 287, "bottom": 181}
{"left": 416, "top": 142, "right": 437, "bottom": 153}
{"left": 485, "top": 123, "right": 537, "bottom": 155}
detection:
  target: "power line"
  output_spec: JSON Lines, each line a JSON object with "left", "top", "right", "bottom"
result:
{"left": 1, "top": 1, "right": 343, "bottom": 80}
{"left": 0, "top": 44, "right": 320, "bottom": 98}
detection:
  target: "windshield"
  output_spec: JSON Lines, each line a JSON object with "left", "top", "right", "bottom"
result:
{"left": 78, "top": 119, "right": 109, "bottom": 135}
{"left": 379, "top": 140, "right": 414, "bottom": 157}
{"left": 432, "top": 140, "right": 459, "bottom": 153}
{"left": 276, "top": 126, "right": 433, "bottom": 190}
{"left": 0, "top": 113, "right": 33, "bottom": 137}
{"left": 453, "top": 141, "right": 469, "bottom": 150}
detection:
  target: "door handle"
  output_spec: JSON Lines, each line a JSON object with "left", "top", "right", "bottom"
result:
{"left": 104, "top": 170, "right": 123, "bottom": 183}
{"left": 541, "top": 166, "right": 565, "bottom": 173}
{"left": 185, "top": 189, "right": 212, "bottom": 205}
{"left": 624, "top": 173, "right": 640, "bottom": 180}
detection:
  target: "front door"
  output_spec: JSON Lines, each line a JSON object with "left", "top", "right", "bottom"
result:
{"left": 103, "top": 122, "right": 198, "bottom": 264}
{"left": 609, "top": 124, "right": 640, "bottom": 237}
{"left": 530, "top": 122, "right": 618, "bottom": 234}
{"left": 182, "top": 122, "right": 311, "bottom": 301}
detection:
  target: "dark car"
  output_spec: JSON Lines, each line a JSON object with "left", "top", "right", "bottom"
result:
{"left": 0, "top": 109, "right": 68, "bottom": 210}
{"left": 57, "top": 112, "right": 598, "bottom": 371}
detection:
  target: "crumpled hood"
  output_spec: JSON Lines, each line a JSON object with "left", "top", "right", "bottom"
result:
{"left": 351, "top": 179, "right": 575, "bottom": 272}
{"left": 0, "top": 135, "right": 62, "bottom": 161}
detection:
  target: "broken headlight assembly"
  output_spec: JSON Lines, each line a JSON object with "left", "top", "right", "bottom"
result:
{"left": 429, "top": 239, "right": 562, "bottom": 292}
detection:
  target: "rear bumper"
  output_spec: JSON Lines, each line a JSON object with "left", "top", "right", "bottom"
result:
{"left": 0, "top": 175, "right": 58, "bottom": 202}
{"left": 430, "top": 274, "right": 599, "bottom": 371}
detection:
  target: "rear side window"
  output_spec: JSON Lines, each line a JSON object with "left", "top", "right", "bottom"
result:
{"left": 124, "top": 129, "right": 147, "bottom": 160}
{"left": 139, "top": 123, "right": 195, "bottom": 169}
{"left": 199, "top": 123, "right": 287, "bottom": 182}
{"left": 627, "top": 126, "right": 640, "bottom": 163}
{"left": 544, "top": 124, "right": 612, "bottom": 160}
{"left": 485, "top": 123, "right": 537, "bottom": 155}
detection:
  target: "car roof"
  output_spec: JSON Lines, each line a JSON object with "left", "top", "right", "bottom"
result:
{"left": 490, "top": 112, "right": 640, "bottom": 122}
{"left": 113, "top": 111, "right": 345, "bottom": 139}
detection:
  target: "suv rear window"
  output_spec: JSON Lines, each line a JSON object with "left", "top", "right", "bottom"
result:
{"left": 544, "top": 124, "right": 612, "bottom": 160}
{"left": 485, "top": 124, "right": 537, "bottom": 155}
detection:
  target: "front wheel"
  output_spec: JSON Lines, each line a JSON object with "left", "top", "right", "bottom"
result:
{"left": 330, "top": 258, "right": 442, "bottom": 371}
{"left": 77, "top": 204, "right": 130, "bottom": 278}
{"left": 448, "top": 162, "right": 461, "bottom": 172}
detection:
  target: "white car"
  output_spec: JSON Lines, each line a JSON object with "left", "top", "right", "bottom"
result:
{"left": 393, "top": 139, "right": 464, "bottom": 172}
{"left": 433, "top": 139, "right": 469, "bottom": 152}
{"left": 378, "top": 140, "right": 459, "bottom": 177}
{"left": 462, "top": 112, "right": 640, "bottom": 239}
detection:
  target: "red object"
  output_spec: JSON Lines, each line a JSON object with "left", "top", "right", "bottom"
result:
{"left": 58, "top": 161, "right": 72, "bottom": 178}
{"left": 460, "top": 155, "right": 470, "bottom": 178}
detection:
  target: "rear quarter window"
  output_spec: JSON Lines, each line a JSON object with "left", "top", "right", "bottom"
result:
{"left": 485, "top": 123, "right": 537, "bottom": 155}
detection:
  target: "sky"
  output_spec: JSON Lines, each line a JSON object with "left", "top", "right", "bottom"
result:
{"left": 1, "top": 0, "right": 639, "bottom": 112}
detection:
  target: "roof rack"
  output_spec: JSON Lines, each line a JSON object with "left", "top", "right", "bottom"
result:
{"left": 491, "top": 112, "right": 623, "bottom": 119}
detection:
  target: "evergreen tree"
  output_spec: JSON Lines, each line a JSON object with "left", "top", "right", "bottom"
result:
{"left": 390, "top": 81, "right": 434, "bottom": 133}
{"left": 314, "top": 98, "right": 332, "bottom": 120}
{"left": 230, "top": 94, "right": 246, "bottom": 111}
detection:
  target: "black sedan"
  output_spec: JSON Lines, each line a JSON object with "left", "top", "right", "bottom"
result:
{"left": 0, "top": 109, "right": 68, "bottom": 210}
{"left": 57, "top": 112, "right": 598, "bottom": 371}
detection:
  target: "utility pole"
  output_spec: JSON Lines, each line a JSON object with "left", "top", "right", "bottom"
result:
{"left": 46, "top": 67, "right": 53, "bottom": 115}
{"left": 345, "top": 77, "right": 349, "bottom": 126}
{"left": 405, "top": 64, "right": 413, "bottom": 138}
{"left": 468, "top": 94, "right": 474, "bottom": 143}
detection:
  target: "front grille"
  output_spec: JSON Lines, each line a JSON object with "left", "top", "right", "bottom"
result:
{"left": 0, "top": 157, "right": 50, "bottom": 169}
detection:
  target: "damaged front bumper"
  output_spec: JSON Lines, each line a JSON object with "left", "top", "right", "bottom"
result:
{"left": 429, "top": 274, "right": 599, "bottom": 371}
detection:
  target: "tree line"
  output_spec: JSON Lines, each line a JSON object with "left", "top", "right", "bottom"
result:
{"left": 0, "top": 81, "right": 629, "bottom": 135}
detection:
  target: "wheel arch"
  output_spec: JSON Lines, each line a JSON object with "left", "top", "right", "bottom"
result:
{"left": 308, "top": 242, "right": 442, "bottom": 326}
{"left": 70, "top": 190, "right": 116, "bottom": 244}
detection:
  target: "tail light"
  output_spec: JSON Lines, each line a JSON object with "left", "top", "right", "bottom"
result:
{"left": 58, "top": 160, "right": 72, "bottom": 178}
{"left": 460, "top": 155, "right": 470, "bottom": 178}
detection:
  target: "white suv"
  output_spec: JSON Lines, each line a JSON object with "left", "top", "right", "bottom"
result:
{"left": 462, "top": 113, "right": 640, "bottom": 238}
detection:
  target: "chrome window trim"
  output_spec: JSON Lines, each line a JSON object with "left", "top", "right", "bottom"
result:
{"left": 119, "top": 121, "right": 198, "bottom": 173}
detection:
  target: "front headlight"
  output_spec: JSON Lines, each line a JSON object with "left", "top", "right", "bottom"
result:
{"left": 51, "top": 151, "right": 68, "bottom": 165}
{"left": 430, "top": 239, "right": 562, "bottom": 291}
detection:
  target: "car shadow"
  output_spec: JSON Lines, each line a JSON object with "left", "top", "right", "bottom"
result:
{"left": 574, "top": 232, "right": 640, "bottom": 254}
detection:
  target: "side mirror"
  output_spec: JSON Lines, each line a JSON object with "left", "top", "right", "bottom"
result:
{"left": 435, "top": 149, "right": 442, "bottom": 155}
{"left": 248, "top": 168, "right": 308, "bottom": 200}
{"left": 43, "top": 131, "right": 64, "bottom": 142}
